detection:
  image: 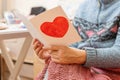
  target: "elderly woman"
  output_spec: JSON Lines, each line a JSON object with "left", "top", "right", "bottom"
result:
{"left": 33, "top": 0, "right": 120, "bottom": 80}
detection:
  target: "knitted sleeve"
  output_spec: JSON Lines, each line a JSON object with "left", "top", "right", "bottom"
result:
{"left": 83, "top": 27, "right": 120, "bottom": 68}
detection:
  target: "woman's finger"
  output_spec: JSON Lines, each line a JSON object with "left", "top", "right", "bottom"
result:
{"left": 38, "top": 49, "right": 45, "bottom": 59}
{"left": 51, "top": 58, "right": 61, "bottom": 64}
{"left": 50, "top": 51, "right": 60, "bottom": 60}
{"left": 51, "top": 54, "right": 59, "bottom": 60}
{"left": 35, "top": 47, "right": 41, "bottom": 55}
{"left": 33, "top": 41, "right": 39, "bottom": 50}
{"left": 39, "top": 43, "right": 44, "bottom": 49}
{"left": 33, "top": 39, "right": 38, "bottom": 45}
{"left": 38, "top": 50, "right": 51, "bottom": 59}
{"left": 33, "top": 41, "right": 44, "bottom": 51}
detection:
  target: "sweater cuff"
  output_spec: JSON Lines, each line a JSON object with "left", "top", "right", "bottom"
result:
{"left": 83, "top": 47, "right": 97, "bottom": 67}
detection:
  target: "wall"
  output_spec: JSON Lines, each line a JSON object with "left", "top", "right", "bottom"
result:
{"left": 0, "top": 0, "right": 85, "bottom": 19}
{"left": 12, "top": 0, "right": 59, "bottom": 16}
{"left": 14, "top": 0, "right": 83, "bottom": 19}
{"left": 6, "top": 0, "right": 14, "bottom": 11}
{"left": 0, "top": 0, "right": 14, "bottom": 18}
{"left": 1, "top": 0, "right": 84, "bottom": 19}
{"left": 0, "top": 0, "right": 2, "bottom": 18}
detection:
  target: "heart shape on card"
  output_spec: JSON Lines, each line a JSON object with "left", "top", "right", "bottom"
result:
{"left": 40, "top": 16, "right": 69, "bottom": 38}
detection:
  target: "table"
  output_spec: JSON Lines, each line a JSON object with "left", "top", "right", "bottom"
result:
{"left": 0, "top": 24, "right": 33, "bottom": 80}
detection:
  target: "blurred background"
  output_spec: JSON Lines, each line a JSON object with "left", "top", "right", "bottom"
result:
{"left": 0, "top": 0, "right": 84, "bottom": 19}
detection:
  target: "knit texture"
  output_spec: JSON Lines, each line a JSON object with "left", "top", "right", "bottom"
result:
{"left": 35, "top": 61, "right": 116, "bottom": 80}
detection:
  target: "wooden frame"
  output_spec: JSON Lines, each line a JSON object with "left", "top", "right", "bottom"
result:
{"left": 0, "top": 27, "right": 33, "bottom": 80}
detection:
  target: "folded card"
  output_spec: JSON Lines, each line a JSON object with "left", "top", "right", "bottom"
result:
{"left": 15, "top": 6, "right": 81, "bottom": 47}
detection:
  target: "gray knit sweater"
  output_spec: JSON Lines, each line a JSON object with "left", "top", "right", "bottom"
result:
{"left": 71, "top": 0, "right": 120, "bottom": 68}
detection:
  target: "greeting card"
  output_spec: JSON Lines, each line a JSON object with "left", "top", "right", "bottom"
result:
{"left": 15, "top": 6, "right": 81, "bottom": 47}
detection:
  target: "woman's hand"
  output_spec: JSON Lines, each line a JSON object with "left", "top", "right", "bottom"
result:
{"left": 32, "top": 39, "right": 50, "bottom": 60}
{"left": 44, "top": 45, "right": 86, "bottom": 65}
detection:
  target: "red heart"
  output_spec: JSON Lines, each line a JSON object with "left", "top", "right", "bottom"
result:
{"left": 40, "top": 16, "right": 69, "bottom": 38}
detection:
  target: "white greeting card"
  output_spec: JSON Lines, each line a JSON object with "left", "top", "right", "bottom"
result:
{"left": 15, "top": 6, "right": 81, "bottom": 47}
